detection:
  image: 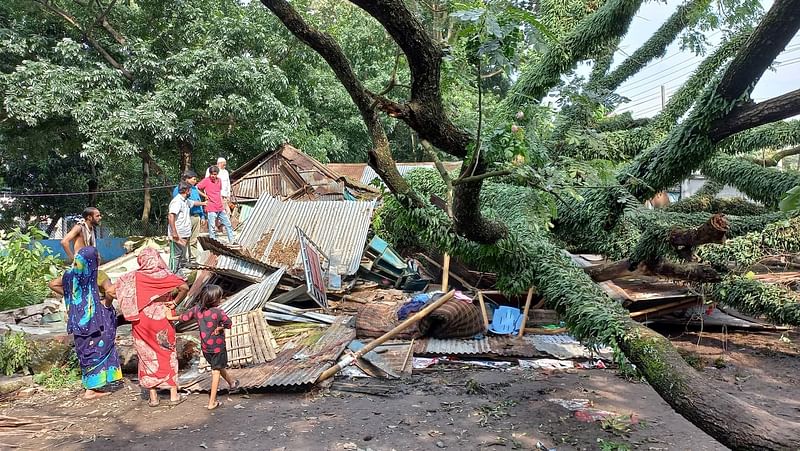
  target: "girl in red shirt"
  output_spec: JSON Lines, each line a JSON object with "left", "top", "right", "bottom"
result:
{"left": 168, "top": 284, "right": 239, "bottom": 409}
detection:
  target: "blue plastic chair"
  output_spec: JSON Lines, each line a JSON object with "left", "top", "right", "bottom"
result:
{"left": 489, "top": 306, "right": 523, "bottom": 335}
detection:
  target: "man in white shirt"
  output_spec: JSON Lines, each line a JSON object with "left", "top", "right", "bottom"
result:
{"left": 168, "top": 182, "right": 206, "bottom": 270}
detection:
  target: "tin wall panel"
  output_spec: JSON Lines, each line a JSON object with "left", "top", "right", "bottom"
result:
{"left": 238, "top": 196, "right": 375, "bottom": 275}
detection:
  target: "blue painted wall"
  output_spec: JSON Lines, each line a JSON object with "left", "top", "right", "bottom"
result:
{"left": 35, "top": 238, "right": 128, "bottom": 262}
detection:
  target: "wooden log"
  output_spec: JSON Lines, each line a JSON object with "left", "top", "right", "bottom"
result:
{"left": 669, "top": 213, "right": 729, "bottom": 257}
{"left": 586, "top": 259, "right": 721, "bottom": 283}
{"left": 316, "top": 290, "right": 455, "bottom": 382}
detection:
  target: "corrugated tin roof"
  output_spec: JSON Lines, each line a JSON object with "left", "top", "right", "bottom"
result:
{"left": 231, "top": 144, "right": 379, "bottom": 201}
{"left": 413, "top": 336, "right": 540, "bottom": 357}
{"left": 184, "top": 316, "right": 355, "bottom": 391}
{"left": 325, "top": 163, "right": 369, "bottom": 182}
{"left": 219, "top": 268, "right": 285, "bottom": 315}
{"left": 359, "top": 162, "right": 462, "bottom": 185}
{"left": 421, "top": 337, "right": 492, "bottom": 354}
{"left": 237, "top": 196, "right": 375, "bottom": 275}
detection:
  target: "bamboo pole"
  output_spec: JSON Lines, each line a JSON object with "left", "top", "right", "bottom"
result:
{"left": 517, "top": 287, "right": 535, "bottom": 337}
{"left": 317, "top": 290, "right": 455, "bottom": 382}
{"left": 441, "top": 253, "right": 451, "bottom": 290}
{"left": 477, "top": 291, "right": 489, "bottom": 330}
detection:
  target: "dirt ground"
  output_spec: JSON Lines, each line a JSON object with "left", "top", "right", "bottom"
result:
{"left": 2, "top": 329, "right": 798, "bottom": 451}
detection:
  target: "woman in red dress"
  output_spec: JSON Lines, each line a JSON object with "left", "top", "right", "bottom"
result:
{"left": 114, "top": 248, "right": 188, "bottom": 407}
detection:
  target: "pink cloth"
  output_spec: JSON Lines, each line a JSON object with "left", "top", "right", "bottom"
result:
{"left": 197, "top": 177, "right": 224, "bottom": 212}
{"left": 116, "top": 249, "right": 185, "bottom": 322}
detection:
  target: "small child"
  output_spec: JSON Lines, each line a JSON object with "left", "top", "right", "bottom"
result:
{"left": 167, "top": 284, "right": 239, "bottom": 409}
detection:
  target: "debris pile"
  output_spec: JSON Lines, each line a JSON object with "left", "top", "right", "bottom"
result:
{"left": 3, "top": 146, "right": 796, "bottom": 395}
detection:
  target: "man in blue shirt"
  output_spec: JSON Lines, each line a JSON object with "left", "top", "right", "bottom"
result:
{"left": 172, "top": 170, "right": 206, "bottom": 262}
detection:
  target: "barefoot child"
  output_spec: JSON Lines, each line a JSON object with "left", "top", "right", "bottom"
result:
{"left": 166, "top": 284, "right": 239, "bottom": 409}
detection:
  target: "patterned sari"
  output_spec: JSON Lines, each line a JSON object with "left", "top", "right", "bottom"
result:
{"left": 63, "top": 246, "right": 122, "bottom": 389}
{"left": 115, "top": 248, "right": 185, "bottom": 389}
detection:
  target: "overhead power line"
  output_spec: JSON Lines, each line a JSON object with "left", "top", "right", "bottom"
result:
{"left": 1, "top": 184, "right": 176, "bottom": 198}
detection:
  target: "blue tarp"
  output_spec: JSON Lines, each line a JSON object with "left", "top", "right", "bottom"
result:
{"left": 34, "top": 238, "right": 127, "bottom": 262}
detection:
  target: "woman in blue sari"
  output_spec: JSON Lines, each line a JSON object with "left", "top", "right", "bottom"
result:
{"left": 49, "top": 246, "right": 122, "bottom": 399}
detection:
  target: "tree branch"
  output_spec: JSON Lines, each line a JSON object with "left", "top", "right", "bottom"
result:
{"left": 345, "top": 0, "right": 507, "bottom": 243}
{"left": 92, "top": 0, "right": 117, "bottom": 30}
{"left": 709, "top": 88, "right": 800, "bottom": 142}
{"left": 701, "top": 154, "right": 800, "bottom": 207}
{"left": 421, "top": 140, "right": 452, "bottom": 188}
{"left": 348, "top": 0, "right": 472, "bottom": 159}
{"left": 260, "top": 0, "right": 421, "bottom": 207}
{"left": 452, "top": 169, "right": 513, "bottom": 186}
{"left": 714, "top": 0, "right": 800, "bottom": 104}
{"left": 751, "top": 145, "right": 800, "bottom": 167}
{"left": 620, "top": 0, "right": 800, "bottom": 201}
{"left": 33, "top": 0, "right": 132, "bottom": 80}
{"left": 586, "top": 259, "right": 721, "bottom": 282}
{"left": 597, "top": 0, "right": 710, "bottom": 91}
{"left": 500, "top": 0, "right": 643, "bottom": 116}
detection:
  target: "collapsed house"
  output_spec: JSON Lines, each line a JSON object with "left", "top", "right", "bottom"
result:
{"left": 1, "top": 144, "right": 791, "bottom": 394}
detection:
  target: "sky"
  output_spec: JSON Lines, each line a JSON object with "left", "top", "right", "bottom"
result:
{"left": 606, "top": 0, "right": 800, "bottom": 118}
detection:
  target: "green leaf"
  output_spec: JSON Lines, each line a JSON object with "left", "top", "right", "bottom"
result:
{"left": 779, "top": 186, "right": 800, "bottom": 212}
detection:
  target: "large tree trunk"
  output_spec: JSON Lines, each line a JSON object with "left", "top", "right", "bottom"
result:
{"left": 178, "top": 139, "right": 193, "bottom": 173}
{"left": 88, "top": 164, "right": 98, "bottom": 206}
{"left": 141, "top": 151, "right": 151, "bottom": 223}
{"left": 621, "top": 322, "right": 800, "bottom": 449}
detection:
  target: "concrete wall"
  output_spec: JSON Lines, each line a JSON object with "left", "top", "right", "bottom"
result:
{"left": 680, "top": 174, "right": 748, "bottom": 200}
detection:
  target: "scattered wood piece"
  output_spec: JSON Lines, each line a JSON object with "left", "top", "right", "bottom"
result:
{"left": 524, "top": 327, "right": 567, "bottom": 335}
{"left": 402, "top": 338, "right": 415, "bottom": 374}
{"left": 330, "top": 382, "right": 392, "bottom": 397}
{"left": 417, "top": 254, "right": 477, "bottom": 292}
{"left": 629, "top": 299, "right": 700, "bottom": 319}
{"left": 317, "top": 290, "right": 456, "bottom": 382}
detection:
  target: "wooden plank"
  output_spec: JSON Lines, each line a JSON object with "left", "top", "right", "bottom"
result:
{"left": 247, "top": 312, "right": 261, "bottom": 363}
{"left": 629, "top": 299, "right": 699, "bottom": 319}
{"left": 227, "top": 316, "right": 237, "bottom": 366}
{"left": 231, "top": 314, "right": 244, "bottom": 365}
{"left": 517, "top": 288, "right": 535, "bottom": 338}
{"left": 240, "top": 315, "right": 252, "bottom": 365}
{"left": 402, "top": 338, "right": 415, "bottom": 375}
{"left": 257, "top": 311, "right": 277, "bottom": 361}
{"left": 249, "top": 312, "right": 267, "bottom": 364}
{"left": 598, "top": 281, "right": 631, "bottom": 302}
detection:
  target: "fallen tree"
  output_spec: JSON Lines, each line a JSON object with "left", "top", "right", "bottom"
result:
{"left": 258, "top": 0, "right": 800, "bottom": 447}
{"left": 375, "top": 174, "right": 800, "bottom": 449}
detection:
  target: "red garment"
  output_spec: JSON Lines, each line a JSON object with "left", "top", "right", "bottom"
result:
{"left": 132, "top": 301, "right": 179, "bottom": 388}
{"left": 197, "top": 177, "right": 223, "bottom": 212}
{"left": 115, "top": 249, "right": 185, "bottom": 388}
